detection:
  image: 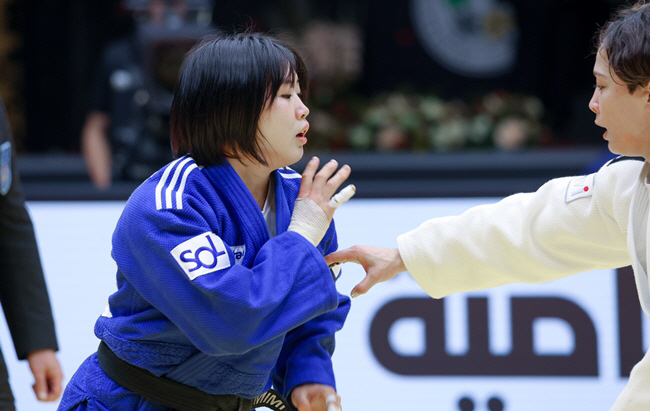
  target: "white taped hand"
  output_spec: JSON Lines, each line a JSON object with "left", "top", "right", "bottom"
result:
{"left": 289, "top": 184, "right": 356, "bottom": 246}
{"left": 329, "top": 185, "right": 356, "bottom": 208}
{"left": 288, "top": 198, "right": 330, "bottom": 246}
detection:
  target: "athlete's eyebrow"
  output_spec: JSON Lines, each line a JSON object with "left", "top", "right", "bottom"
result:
{"left": 593, "top": 70, "right": 607, "bottom": 78}
{"left": 282, "top": 75, "right": 299, "bottom": 86}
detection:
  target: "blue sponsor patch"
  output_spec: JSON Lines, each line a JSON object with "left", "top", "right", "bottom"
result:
{"left": 0, "top": 141, "right": 11, "bottom": 195}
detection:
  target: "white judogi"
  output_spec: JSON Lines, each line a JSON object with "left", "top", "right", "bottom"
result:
{"left": 396, "top": 157, "right": 650, "bottom": 410}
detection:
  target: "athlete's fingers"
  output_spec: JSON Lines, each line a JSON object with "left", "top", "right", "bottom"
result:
{"left": 326, "top": 394, "right": 342, "bottom": 411}
{"left": 329, "top": 246, "right": 406, "bottom": 298}
{"left": 312, "top": 159, "right": 339, "bottom": 191}
{"left": 292, "top": 390, "right": 313, "bottom": 411}
{"left": 324, "top": 164, "right": 352, "bottom": 199}
{"left": 351, "top": 272, "right": 381, "bottom": 298}
{"left": 324, "top": 247, "right": 360, "bottom": 266}
{"left": 298, "top": 156, "right": 320, "bottom": 198}
{"left": 328, "top": 184, "right": 355, "bottom": 209}
{"left": 325, "top": 246, "right": 377, "bottom": 298}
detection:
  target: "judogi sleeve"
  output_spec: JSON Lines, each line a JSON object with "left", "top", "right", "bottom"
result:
{"left": 271, "top": 221, "right": 351, "bottom": 399}
{"left": 113, "top": 195, "right": 342, "bottom": 357}
{"left": 0, "top": 100, "right": 58, "bottom": 359}
{"left": 397, "top": 158, "right": 638, "bottom": 298}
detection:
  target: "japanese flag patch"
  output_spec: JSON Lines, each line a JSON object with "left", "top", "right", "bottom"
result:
{"left": 565, "top": 174, "right": 595, "bottom": 203}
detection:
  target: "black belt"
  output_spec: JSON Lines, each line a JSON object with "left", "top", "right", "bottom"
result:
{"left": 97, "top": 341, "right": 290, "bottom": 411}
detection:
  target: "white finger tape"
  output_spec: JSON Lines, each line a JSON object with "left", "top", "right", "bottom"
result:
{"left": 326, "top": 394, "right": 341, "bottom": 411}
{"left": 328, "top": 185, "right": 356, "bottom": 208}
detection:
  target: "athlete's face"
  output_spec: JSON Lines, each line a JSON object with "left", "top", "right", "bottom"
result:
{"left": 257, "top": 74, "right": 309, "bottom": 169}
{"left": 589, "top": 48, "right": 650, "bottom": 159}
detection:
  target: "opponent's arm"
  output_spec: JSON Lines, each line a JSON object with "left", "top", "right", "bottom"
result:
{"left": 327, "top": 159, "right": 638, "bottom": 298}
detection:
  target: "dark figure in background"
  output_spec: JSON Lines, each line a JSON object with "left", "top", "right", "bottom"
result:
{"left": 0, "top": 97, "right": 62, "bottom": 408}
{"left": 81, "top": 0, "right": 215, "bottom": 189}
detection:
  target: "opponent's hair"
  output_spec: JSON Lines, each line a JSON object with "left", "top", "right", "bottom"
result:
{"left": 170, "top": 32, "right": 309, "bottom": 166}
{"left": 597, "top": 1, "right": 650, "bottom": 93}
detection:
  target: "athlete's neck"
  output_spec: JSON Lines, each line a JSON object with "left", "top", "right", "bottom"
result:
{"left": 227, "top": 157, "right": 272, "bottom": 210}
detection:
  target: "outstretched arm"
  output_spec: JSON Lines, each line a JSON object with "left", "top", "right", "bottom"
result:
{"left": 332, "top": 159, "right": 639, "bottom": 300}
{"left": 325, "top": 246, "right": 406, "bottom": 297}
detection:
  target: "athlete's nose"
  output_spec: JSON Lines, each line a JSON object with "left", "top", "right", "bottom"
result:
{"left": 297, "top": 102, "right": 309, "bottom": 119}
{"left": 589, "top": 92, "right": 599, "bottom": 114}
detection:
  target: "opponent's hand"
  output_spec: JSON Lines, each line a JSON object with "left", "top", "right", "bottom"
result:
{"left": 291, "top": 383, "right": 341, "bottom": 411}
{"left": 289, "top": 157, "right": 355, "bottom": 246}
{"left": 325, "top": 246, "right": 406, "bottom": 297}
{"left": 27, "top": 349, "right": 63, "bottom": 402}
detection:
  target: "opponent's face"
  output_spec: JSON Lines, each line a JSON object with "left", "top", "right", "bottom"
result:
{"left": 257, "top": 75, "right": 310, "bottom": 169}
{"left": 589, "top": 49, "right": 650, "bottom": 159}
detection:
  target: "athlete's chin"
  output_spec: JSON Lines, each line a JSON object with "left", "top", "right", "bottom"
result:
{"left": 606, "top": 140, "right": 620, "bottom": 155}
{"left": 284, "top": 147, "right": 304, "bottom": 166}
{"left": 607, "top": 141, "right": 635, "bottom": 158}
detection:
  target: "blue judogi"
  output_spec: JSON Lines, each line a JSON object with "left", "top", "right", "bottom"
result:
{"left": 59, "top": 156, "right": 350, "bottom": 411}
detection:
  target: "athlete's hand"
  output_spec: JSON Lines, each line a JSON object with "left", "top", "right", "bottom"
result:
{"left": 289, "top": 157, "right": 355, "bottom": 246}
{"left": 298, "top": 156, "right": 354, "bottom": 221}
{"left": 325, "top": 246, "right": 406, "bottom": 297}
{"left": 291, "top": 383, "right": 341, "bottom": 411}
{"left": 27, "top": 349, "right": 63, "bottom": 402}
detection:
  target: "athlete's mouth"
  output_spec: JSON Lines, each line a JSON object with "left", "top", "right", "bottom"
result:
{"left": 296, "top": 126, "right": 309, "bottom": 139}
{"left": 299, "top": 124, "right": 309, "bottom": 136}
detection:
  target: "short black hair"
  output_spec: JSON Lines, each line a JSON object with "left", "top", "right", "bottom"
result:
{"left": 170, "top": 32, "right": 309, "bottom": 166}
{"left": 597, "top": 1, "right": 650, "bottom": 93}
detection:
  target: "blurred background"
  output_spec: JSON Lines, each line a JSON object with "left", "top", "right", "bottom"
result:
{"left": 0, "top": 0, "right": 630, "bottom": 200}
{"left": 0, "top": 2, "right": 646, "bottom": 410}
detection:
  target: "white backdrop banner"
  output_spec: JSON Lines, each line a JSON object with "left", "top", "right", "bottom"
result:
{"left": 1, "top": 198, "right": 645, "bottom": 411}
